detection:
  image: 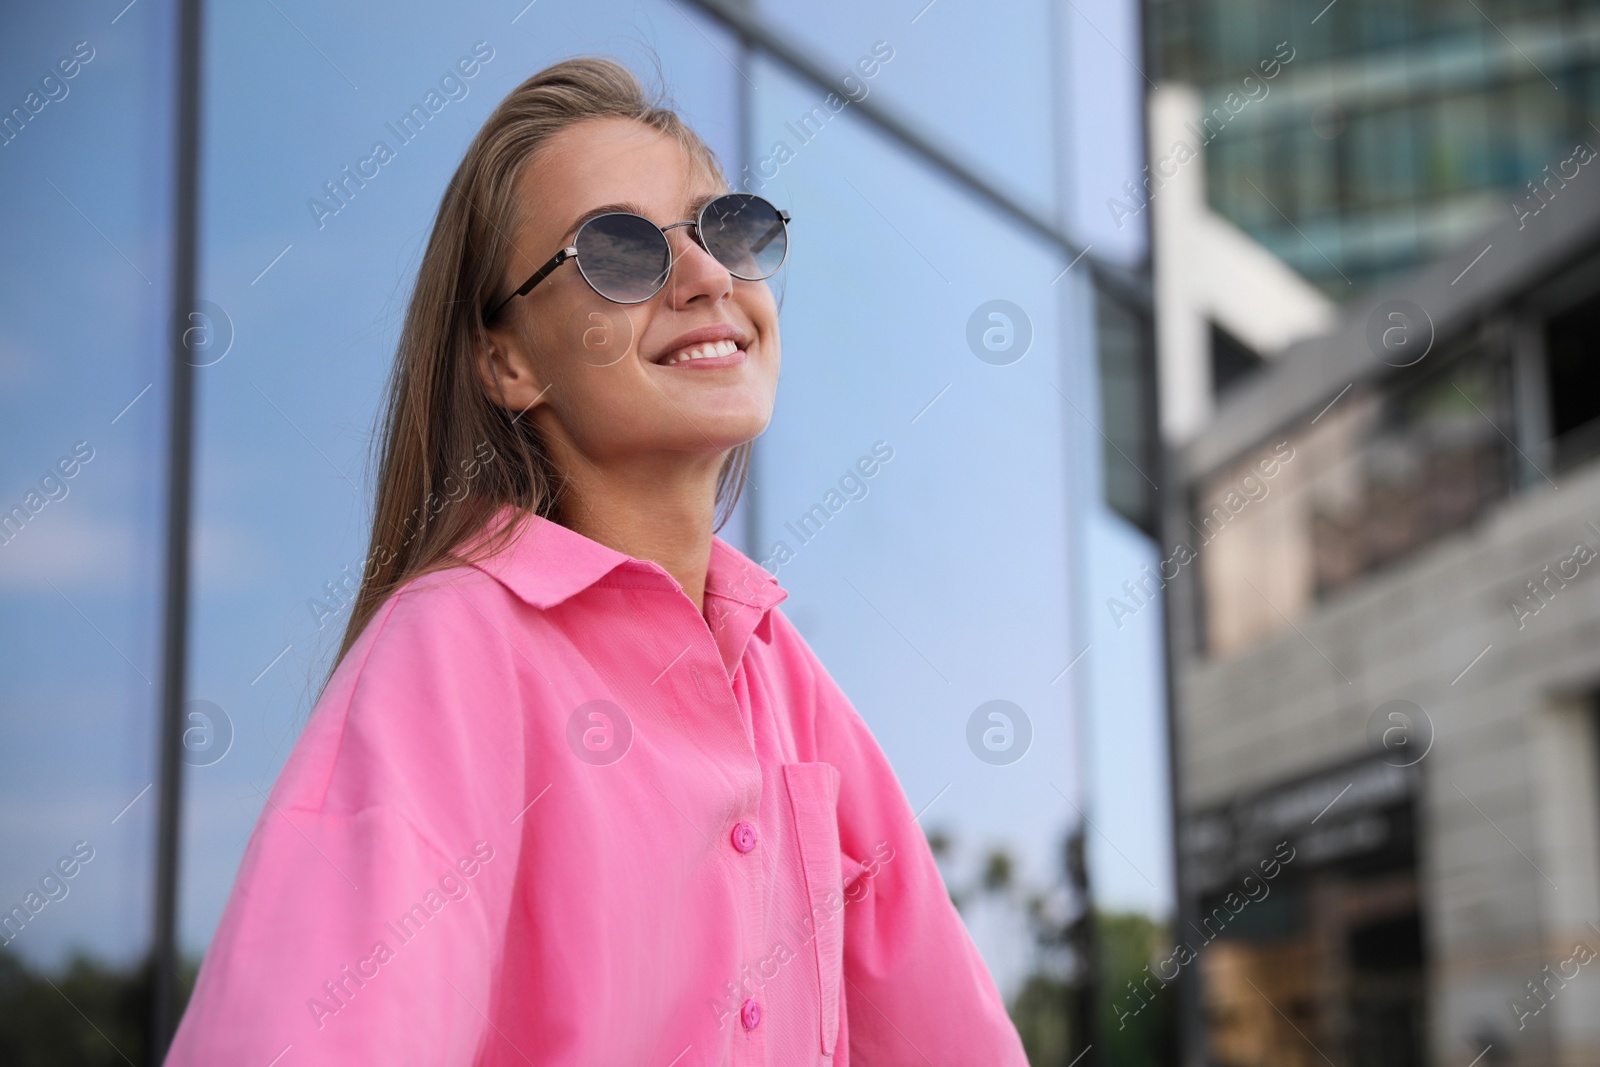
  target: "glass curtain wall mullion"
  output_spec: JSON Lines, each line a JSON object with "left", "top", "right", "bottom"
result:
{"left": 150, "top": 0, "right": 205, "bottom": 1058}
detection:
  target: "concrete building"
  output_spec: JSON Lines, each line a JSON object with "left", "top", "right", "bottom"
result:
{"left": 1160, "top": 123, "right": 1600, "bottom": 1067}
{"left": 1140, "top": 3, "right": 1600, "bottom": 1063}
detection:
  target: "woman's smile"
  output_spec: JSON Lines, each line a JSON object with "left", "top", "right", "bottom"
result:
{"left": 647, "top": 322, "right": 752, "bottom": 368}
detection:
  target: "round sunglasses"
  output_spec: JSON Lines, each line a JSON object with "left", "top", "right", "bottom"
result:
{"left": 484, "top": 192, "right": 792, "bottom": 321}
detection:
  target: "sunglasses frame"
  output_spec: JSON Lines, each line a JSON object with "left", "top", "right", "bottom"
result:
{"left": 483, "top": 192, "right": 792, "bottom": 322}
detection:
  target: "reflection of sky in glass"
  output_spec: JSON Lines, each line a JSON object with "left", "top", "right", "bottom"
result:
{"left": 576, "top": 214, "right": 674, "bottom": 303}
{"left": 0, "top": 0, "right": 1168, "bottom": 1000}
{"left": 0, "top": 2, "right": 177, "bottom": 969}
{"left": 699, "top": 194, "right": 788, "bottom": 278}
{"left": 749, "top": 0, "right": 1149, "bottom": 265}
{"left": 753, "top": 0, "right": 1059, "bottom": 222}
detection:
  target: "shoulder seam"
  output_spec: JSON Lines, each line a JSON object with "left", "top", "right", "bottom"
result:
{"left": 282, "top": 800, "right": 458, "bottom": 872}
{"left": 311, "top": 585, "right": 409, "bottom": 811}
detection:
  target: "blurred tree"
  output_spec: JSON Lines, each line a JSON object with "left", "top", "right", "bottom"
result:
{"left": 1011, "top": 970, "right": 1078, "bottom": 1065}
{"left": 931, "top": 822, "right": 1094, "bottom": 1065}
{"left": 1096, "top": 910, "right": 1174, "bottom": 1067}
{"left": 0, "top": 950, "right": 197, "bottom": 1066}
{"left": 927, "top": 822, "right": 1175, "bottom": 1067}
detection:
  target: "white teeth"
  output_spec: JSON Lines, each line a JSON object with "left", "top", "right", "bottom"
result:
{"left": 660, "top": 338, "right": 739, "bottom": 366}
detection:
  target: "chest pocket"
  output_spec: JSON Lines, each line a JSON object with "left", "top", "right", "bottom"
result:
{"left": 783, "top": 762, "right": 844, "bottom": 1059}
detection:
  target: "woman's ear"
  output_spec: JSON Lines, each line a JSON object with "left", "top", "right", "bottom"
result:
{"left": 476, "top": 329, "right": 550, "bottom": 414}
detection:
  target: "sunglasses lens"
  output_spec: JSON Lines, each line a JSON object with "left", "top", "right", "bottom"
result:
{"left": 699, "top": 194, "right": 789, "bottom": 280}
{"left": 575, "top": 213, "right": 672, "bottom": 302}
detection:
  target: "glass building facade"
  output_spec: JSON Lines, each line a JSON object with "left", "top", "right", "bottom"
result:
{"left": 0, "top": 4, "right": 182, "bottom": 1064}
{"left": 1, "top": 1, "right": 1172, "bottom": 1064}
{"left": 1149, "top": 0, "right": 1600, "bottom": 296}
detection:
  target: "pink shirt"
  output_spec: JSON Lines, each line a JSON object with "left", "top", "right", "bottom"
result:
{"left": 166, "top": 505, "right": 1026, "bottom": 1066}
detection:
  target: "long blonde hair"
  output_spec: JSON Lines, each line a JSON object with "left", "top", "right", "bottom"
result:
{"left": 329, "top": 56, "right": 752, "bottom": 679}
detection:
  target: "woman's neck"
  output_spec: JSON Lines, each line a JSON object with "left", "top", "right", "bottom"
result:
{"left": 554, "top": 460, "right": 723, "bottom": 614}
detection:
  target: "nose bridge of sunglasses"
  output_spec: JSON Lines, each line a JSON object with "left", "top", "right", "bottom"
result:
{"left": 658, "top": 218, "right": 703, "bottom": 256}
{"left": 664, "top": 219, "right": 734, "bottom": 275}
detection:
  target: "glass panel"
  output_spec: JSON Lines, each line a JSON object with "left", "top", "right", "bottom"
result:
{"left": 0, "top": 2, "right": 177, "bottom": 1060}
{"left": 751, "top": 0, "right": 1059, "bottom": 223}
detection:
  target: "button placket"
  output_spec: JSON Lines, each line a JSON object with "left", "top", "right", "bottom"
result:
{"left": 647, "top": 583, "right": 773, "bottom": 1063}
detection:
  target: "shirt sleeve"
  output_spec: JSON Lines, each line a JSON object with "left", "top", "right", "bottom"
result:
{"left": 774, "top": 610, "right": 1030, "bottom": 1066}
{"left": 165, "top": 574, "right": 529, "bottom": 1066}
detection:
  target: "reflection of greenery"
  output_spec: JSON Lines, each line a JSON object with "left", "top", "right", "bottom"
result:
{"left": 1097, "top": 910, "right": 1173, "bottom": 1067}
{"left": 1011, "top": 972, "right": 1078, "bottom": 1065}
{"left": 0, "top": 951, "right": 197, "bottom": 1065}
{"left": 931, "top": 824, "right": 1174, "bottom": 1067}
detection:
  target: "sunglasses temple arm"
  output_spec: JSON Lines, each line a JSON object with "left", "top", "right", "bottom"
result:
{"left": 518, "top": 247, "right": 576, "bottom": 297}
{"left": 485, "top": 246, "right": 577, "bottom": 321}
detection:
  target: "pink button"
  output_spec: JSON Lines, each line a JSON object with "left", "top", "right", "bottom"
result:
{"left": 731, "top": 821, "right": 758, "bottom": 853}
{"left": 740, "top": 997, "right": 762, "bottom": 1030}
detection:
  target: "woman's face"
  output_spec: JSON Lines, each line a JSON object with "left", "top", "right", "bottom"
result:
{"left": 480, "top": 116, "right": 781, "bottom": 477}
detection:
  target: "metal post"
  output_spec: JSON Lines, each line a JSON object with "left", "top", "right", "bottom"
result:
{"left": 150, "top": 0, "right": 204, "bottom": 1058}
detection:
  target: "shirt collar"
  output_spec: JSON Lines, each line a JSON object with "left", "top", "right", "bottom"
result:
{"left": 457, "top": 503, "right": 789, "bottom": 616}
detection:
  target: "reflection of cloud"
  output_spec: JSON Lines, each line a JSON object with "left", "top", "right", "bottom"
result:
{"left": 0, "top": 513, "right": 265, "bottom": 593}
{"left": 0, "top": 514, "right": 137, "bottom": 589}
{"left": 194, "top": 518, "right": 266, "bottom": 593}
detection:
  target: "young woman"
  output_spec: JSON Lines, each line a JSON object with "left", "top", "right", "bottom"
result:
{"left": 166, "top": 57, "right": 1026, "bottom": 1066}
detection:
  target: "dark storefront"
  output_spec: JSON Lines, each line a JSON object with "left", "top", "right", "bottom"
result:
{"left": 1182, "top": 756, "right": 1426, "bottom": 1067}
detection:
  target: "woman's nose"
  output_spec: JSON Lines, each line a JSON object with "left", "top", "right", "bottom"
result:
{"left": 663, "top": 227, "right": 732, "bottom": 305}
